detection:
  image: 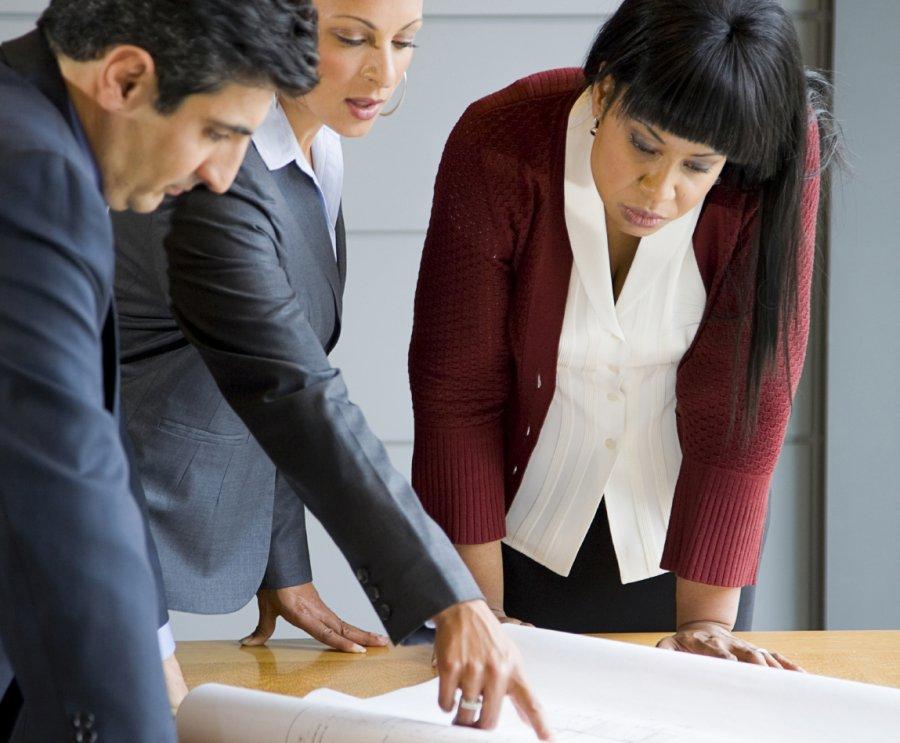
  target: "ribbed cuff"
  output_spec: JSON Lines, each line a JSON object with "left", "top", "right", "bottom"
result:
{"left": 660, "top": 458, "right": 771, "bottom": 587}
{"left": 411, "top": 421, "right": 507, "bottom": 544}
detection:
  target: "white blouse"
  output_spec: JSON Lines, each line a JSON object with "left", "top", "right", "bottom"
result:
{"left": 503, "top": 90, "right": 707, "bottom": 584}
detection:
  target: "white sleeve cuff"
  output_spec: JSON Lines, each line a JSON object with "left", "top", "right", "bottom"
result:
{"left": 158, "top": 621, "right": 176, "bottom": 659}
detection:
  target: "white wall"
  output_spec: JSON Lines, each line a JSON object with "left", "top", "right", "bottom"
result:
{"left": 1, "top": 0, "right": 832, "bottom": 640}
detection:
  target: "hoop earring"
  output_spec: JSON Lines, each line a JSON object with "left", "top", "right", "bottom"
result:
{"left": 380, "top": 72, "right": 408, "bottom": 117}
{"left": 590, "top": 118, "right": 599, "bottom": 137}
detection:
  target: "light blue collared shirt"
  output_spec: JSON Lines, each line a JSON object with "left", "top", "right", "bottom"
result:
{"left": 252, "top": 100, "right": 344, "bottom": 257}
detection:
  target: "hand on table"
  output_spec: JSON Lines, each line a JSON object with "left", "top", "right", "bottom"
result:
{"left": 656, "top": 621, "right": 805, "bottom": 671}
{"left": 432, "top": 599, "right": 552, "bottom": 740}
{"left": 163, "top": 653, "right": 189, "bottom": 715}
{"left": 240, "top": 582, "right": 389, "bottom": 653}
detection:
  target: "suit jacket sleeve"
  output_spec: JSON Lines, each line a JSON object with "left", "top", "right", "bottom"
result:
{"left": 262, "top": 472, "right": 313, "bottom": 588}
{"left": 163, "top": 183, "right": 482, "bottom": 642}
{"left": 0, "top": 152, "right": 174, "bottom": 741}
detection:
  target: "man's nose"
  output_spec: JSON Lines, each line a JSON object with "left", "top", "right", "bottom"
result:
{"left": 197, "top": 145, "right": 248, "bottom": 195}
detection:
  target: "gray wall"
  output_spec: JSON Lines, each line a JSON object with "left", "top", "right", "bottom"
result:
{"left": 825, "top": 0, "right": 900, "bottom": 630}
{"left": 1, "top": 1, "right": 841, "bottom": 640}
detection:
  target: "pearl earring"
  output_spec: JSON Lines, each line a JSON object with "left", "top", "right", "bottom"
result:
{"left": 590, "top": 118, "right": 599, "bottom": 137}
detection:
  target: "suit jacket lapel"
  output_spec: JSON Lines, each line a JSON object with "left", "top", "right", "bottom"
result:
{"left": 335, "top": 207, "right": 347, "bottom": 307}
{"left": 268, "top": 163, "right": 343, "bottom": 314}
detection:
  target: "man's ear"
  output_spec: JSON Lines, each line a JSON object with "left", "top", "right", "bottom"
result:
{"left": 95, "top": 45, "right": 157, "bottom": 113}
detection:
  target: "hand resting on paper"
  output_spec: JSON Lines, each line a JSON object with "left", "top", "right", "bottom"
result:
{"left": 239, "top": 582, "right": 389, "bottom": 653}
{"left": 657, "top": 621, "right": 805, "bottom": 671}
{"left": 432, "top": 599, "right": 553, "bottom": 740}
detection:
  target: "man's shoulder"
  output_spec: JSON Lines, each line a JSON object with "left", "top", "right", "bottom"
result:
{"left": 0, "top": 63, "right": 84, "bottom": 165}
{"left": 0, "top": 69, "right": 111, "bottom": 283}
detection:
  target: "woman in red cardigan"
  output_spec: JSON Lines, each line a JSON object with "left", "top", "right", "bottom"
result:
{"left": 410, "top": 0, "right": 835, "bottom": 669}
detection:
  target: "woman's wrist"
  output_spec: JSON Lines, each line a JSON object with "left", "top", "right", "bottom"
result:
{"left": 675, "top": 576, "right": 740, "bottom": 631}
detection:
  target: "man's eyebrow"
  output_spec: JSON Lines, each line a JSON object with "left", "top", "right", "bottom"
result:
{"left": 207, "top": 119, "right": 254, "bottom": 137}
{"left": 333, "top": 14, "right": 423, "bottom": 31}
{"left": 641, "top": 121, "right": 721, "bottom": 158}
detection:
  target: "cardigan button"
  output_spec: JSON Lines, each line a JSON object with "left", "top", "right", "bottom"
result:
{"left": 512, "top": 465, "right": 518, "bottom": 475}
{"left": 525, "top": 425, "right": 531, "bottom": 438}
{"left": 536, "top": 374, "right": 542, "bottom": 389}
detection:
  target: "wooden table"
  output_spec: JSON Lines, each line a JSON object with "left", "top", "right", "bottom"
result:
{"left": 176, "top": 631, "right": 900, "bottom": 699}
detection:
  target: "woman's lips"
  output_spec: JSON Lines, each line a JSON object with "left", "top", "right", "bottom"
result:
{"left": 620, "top": 204, "right": 666, "bottom": 229}
{"left": 345, "top": 98, "right": 385, "bottom": 121}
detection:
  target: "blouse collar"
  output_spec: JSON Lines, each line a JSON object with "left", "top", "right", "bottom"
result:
{"left": 563, "top": 90, "right": 703, "bottom": 339}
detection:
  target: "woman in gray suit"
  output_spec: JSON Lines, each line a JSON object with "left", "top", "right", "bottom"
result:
{"left": 113, "top": 0, "right": 550, "bottom": 737}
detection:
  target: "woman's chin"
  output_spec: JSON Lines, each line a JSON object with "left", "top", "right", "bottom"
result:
{"left": 329, "top": 117, "right": 378, "bottom": 139}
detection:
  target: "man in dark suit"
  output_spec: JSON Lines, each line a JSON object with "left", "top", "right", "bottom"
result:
{"left": 0, "top": 1, "right": 318, "bottom": 740}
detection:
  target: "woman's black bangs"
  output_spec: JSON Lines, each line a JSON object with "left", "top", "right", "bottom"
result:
{"left": 609, "top": 52, "right": 788, "bottom": 181}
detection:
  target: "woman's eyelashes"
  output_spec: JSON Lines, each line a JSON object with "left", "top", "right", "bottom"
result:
{"left": 629, "top": 132, "right": 712, "bottom": 174}
{"left": 629, "top": 132, "right": 657, "bottom": 156}
{"left": 333, "top": 32, "right": 418, "bottom": 50}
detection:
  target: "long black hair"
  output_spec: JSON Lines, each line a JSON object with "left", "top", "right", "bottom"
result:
{"left": 583, "top": 0, "right": 839, "bottom": 436}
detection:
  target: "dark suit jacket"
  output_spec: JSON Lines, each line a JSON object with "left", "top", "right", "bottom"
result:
{"left": 0, "top": 30, "right": 174, "bottom": 742}
{"left": 113, "top": 143, "right": 481, "bottom": 640}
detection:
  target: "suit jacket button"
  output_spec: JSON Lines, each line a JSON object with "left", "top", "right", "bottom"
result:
{"left": 378, "top": 603, "right": 392, "bottom": 620}
{"left": 355, "top": 568, "right": 370, "bottom": 584}
{"left": 365, "top": 585, "right": 381, "bottom": 601}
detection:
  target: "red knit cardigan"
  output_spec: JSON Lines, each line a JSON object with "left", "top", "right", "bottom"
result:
{"left": 409, "top": 68, "right": 820, "bottom": 587}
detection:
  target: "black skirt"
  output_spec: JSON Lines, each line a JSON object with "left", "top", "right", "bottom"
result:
{"left": 503, "top": 500, "right": 757, "bottom": 633}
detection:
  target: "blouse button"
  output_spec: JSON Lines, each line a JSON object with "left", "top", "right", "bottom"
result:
{"left": 607, "top": 392, "right": 620, "bottom": 402}
{"left": 604, "top": 438, "right": 617, "bottom": 450}
{"left": 607, "top": 364, "right": 620, "bottom": 374}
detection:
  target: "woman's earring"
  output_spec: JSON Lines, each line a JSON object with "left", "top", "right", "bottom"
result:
{"left": 590, "top": 118, "right": 600, "bottom": 137}
{"left": 380, "top": 72, "right": 408, "bottom": 117}
{"left": 714, "top": 176, "right": 722, "bottom": 185}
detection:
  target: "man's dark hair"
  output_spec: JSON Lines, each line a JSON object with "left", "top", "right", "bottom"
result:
{"left": 39, "top": 0, "right": 319, "bottom": 113}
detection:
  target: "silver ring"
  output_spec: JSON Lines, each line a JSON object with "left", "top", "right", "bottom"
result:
{"left": 459, "top": 696, "right": 483, "bottom": 711}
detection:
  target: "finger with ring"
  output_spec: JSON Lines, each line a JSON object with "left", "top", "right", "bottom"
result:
{"left": 459, "top": 695, "right": 483, "bottom": 712}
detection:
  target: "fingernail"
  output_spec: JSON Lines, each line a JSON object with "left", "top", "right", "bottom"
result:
{"left": 352, "top": 644, "right": 366, "bottom": 653}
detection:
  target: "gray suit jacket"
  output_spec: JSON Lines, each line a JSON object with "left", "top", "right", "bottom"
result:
{"left": 112, "top": 145, "right": 481, "bottom": 638}
{"left": 0, "top": 30, "right": 174, "bottom": 742}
